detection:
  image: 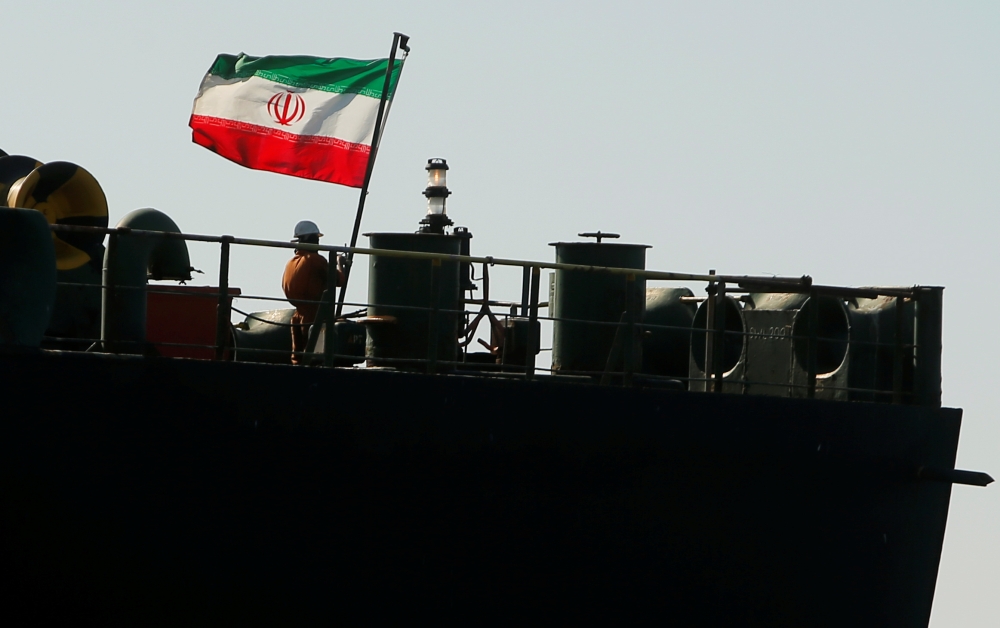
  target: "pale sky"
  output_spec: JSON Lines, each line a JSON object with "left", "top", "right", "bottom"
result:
{"left": 4, "top": 2, "right": 998, "bottom": 623}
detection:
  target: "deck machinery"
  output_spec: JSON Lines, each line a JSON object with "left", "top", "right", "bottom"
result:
{"left": 0, "top": 154, "right": 991, "bottom": 625}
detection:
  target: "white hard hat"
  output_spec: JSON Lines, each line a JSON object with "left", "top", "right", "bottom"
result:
{"left": 292, "top": 220, "right": 323, "bottom": 241}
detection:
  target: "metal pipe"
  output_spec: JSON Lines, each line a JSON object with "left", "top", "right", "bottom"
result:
{"left": 215, "top": 236, "right": 232, "bottom": 361}
{"left": 337, "top": 32, "right": 407, "bottom": 318}
{"left": 713, "top": 281, "right": 727, "bottom": 392}
{"left": 99, "top": 229, "right": 119, "bottom": 352}
{"left": 806, "top": 284, "right": 914, "bottom": 299}
{"left": 49, "top": 225, "right": 918, "bottom": 298}
{"left": 917, "top": 466, "right": 993, "bottom": 487}
{"left": 465, "top": 298, "right": 546, "bottom": 308}
{"left": 739, "top": 280, "right": 914, "bottom": 299}
{"left": 520, "top": 266, "right": 530, "bottom": 317}
{"left": 623, "top": 273, "right": 638, "bottom": 387}
{"left": 806, "top": 289, "right": 818, "bottom": 399}
{"left": 50, "top": 224, "right": 920, "bottom": 300}
{"left": 323, "top": 251, "right": 339, "bottom": 367}
{"left": 100, "top": 211, "right": 192, "bottom": 355}
{"left": 39, "top": 225, "right": 761, "bottom": 286}
{"left": 427, "top": 257, "right": 441, "bottom": 374}
{"left": 704, "top": 273, "right": 716, "bottom": 391}
{"left": 893, "top": 296, "right": 905, "bottom": 404}
{"left": 526, "top": 266, "right": 540, "bottom": 380}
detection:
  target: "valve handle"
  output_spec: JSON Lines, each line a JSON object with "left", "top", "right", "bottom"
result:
{"left": 578, "top": 231, "right": 620, "bottom": 243}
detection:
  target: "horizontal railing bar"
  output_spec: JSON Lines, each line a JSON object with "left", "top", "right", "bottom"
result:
{"left": 463, "top": 298, "right": 552, "bottom": 308}
{"left": 44, "top": 288, "right": 919, "bottom": 352}
{"left": 48, "top": 223, "right": 917, "bottom": 299}
{"left": 54, "top": 281, "right": 104, "bottom": 289}
{"left": 50, "top": 330, "right": 913, "bottom": 371}
{"left": 737, "top": 281, "right": 915, "bottom": 299}
{"left": 40, "top": 224, "right": 928, "bottom": 402}
{"left": 42, "top": 336, "right": 100, "bottom": 344}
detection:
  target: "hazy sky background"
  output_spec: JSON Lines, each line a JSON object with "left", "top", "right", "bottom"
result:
{"left": 3, "top": 1, "right": 997, "bottom": 623}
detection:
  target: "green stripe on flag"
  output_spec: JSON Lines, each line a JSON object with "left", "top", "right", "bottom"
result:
{"left": 207, "top": 53, "right": 401, "bottom": 99}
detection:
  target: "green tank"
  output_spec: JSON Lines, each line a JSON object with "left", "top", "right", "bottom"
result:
{"left": 549, "top": 239, "right": 649, "bottom": 377}
{"left": 366, "top": 232, "right": 462, "bottom": 371}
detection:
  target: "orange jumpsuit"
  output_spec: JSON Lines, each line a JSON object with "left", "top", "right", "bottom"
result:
{"left": 282, "top": 250, "right": 332, "bottom": 365}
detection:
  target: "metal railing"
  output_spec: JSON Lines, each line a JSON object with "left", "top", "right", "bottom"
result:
{"left": 44, "top": 224, "right": 942, "bottom": 407}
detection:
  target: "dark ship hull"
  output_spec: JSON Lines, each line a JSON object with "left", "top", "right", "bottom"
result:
{"left": 0, "top": 348, "right": 959, "bottom": 625}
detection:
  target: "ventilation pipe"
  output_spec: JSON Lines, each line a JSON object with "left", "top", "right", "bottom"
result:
{"left": 101, "top": 208, "right": 192, "bottom": 354}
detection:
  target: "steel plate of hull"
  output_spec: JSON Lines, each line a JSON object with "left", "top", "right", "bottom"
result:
{"left": 0, "top": 349, "right": 959, "bottom": 625}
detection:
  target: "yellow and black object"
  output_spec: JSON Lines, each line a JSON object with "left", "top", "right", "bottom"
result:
{"left": 8, "top": 161, "right": 109, "bottom": 271}
{"left": 0, "top": 154, "right": 43, "bottom": 208}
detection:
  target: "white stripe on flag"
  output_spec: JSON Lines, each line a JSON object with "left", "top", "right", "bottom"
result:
{"left": 192, "top": 74, "right": 381, "bottom": 145}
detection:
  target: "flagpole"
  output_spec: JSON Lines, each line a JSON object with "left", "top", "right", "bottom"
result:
{"left": 335, "top": 32, "right": 410, "bottom": 318}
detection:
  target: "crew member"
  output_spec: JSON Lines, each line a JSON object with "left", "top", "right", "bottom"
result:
{"left": 282, "top": 220, "right": 344, "bottom": 364}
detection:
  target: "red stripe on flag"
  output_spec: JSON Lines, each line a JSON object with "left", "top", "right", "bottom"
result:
{"left": 189, "top": 115, "right": 371, "bottom": 187}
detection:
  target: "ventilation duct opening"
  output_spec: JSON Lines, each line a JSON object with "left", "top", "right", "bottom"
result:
{"left": 792, "top": 297, "right": 849, "bottom": 376}
{"left": 691, "top": 297, "right": 745, "bottom": 375}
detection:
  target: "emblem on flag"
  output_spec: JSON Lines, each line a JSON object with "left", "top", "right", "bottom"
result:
{"left": 267, "top": 91, "right": 306, "bottom": 126}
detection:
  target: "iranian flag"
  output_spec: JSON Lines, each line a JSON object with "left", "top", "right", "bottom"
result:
{"left": 189, "top": 53, "right": 400, "bottom": 187}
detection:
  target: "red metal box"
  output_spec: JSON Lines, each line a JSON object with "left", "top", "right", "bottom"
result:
{"left": 146, "top": 285, "right": 241, "bottom": 360}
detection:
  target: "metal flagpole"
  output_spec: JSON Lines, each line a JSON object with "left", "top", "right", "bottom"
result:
{"left": 376, "top": 44, "right": 409, "bottom": 144}
{"left": 335, "top": 32, "right": 410, "bottom": 318}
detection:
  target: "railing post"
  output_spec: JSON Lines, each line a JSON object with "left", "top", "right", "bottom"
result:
{"left": 806, "top": 289, "right": 818, "bottom": 399}
{"left": 100, "top": 228, "right": 120, "bottom": 352}
{"left": 704, "top": 271, "right": 716, "bottom": 392}
{"left": 214, "top": 236, "right": 232, "bottom": 361}
{"left": 525, "top": 266, "right": 540, "bottom": 380}
{"left": 323, "top": 251, "right": 339, "bottom": 367}
{"left": 713, "top": 281, "right": 727, "bottom": 392}
{"left": 623, "top": 273, "right": 638, "bottom": 387}
{"left": 914, "top": 286, "right": 943, "bottom": 408}
{"left": 892, "top": 295, "right": 905, "bottom": 404}
{"left": 427, "top": 257, "right": 441, "bottom": 374}
{"left": 520, "top": 266, "right": 531, "bottom": 317}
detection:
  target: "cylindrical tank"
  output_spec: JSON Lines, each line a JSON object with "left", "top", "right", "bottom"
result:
{"left": 549, "top": 241, "right": 649, "bottom": 376}
{"left": 0, "top": 207, "right": 56, "bottom": 347}
{"left": 3, "top": 158, "right": 107, "bottom": 349}
{"left": 366, "top": 232, "right": 462, "bottom": 370}
{"left": 642, "top": 287, "right": 696, "bottom": 379}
